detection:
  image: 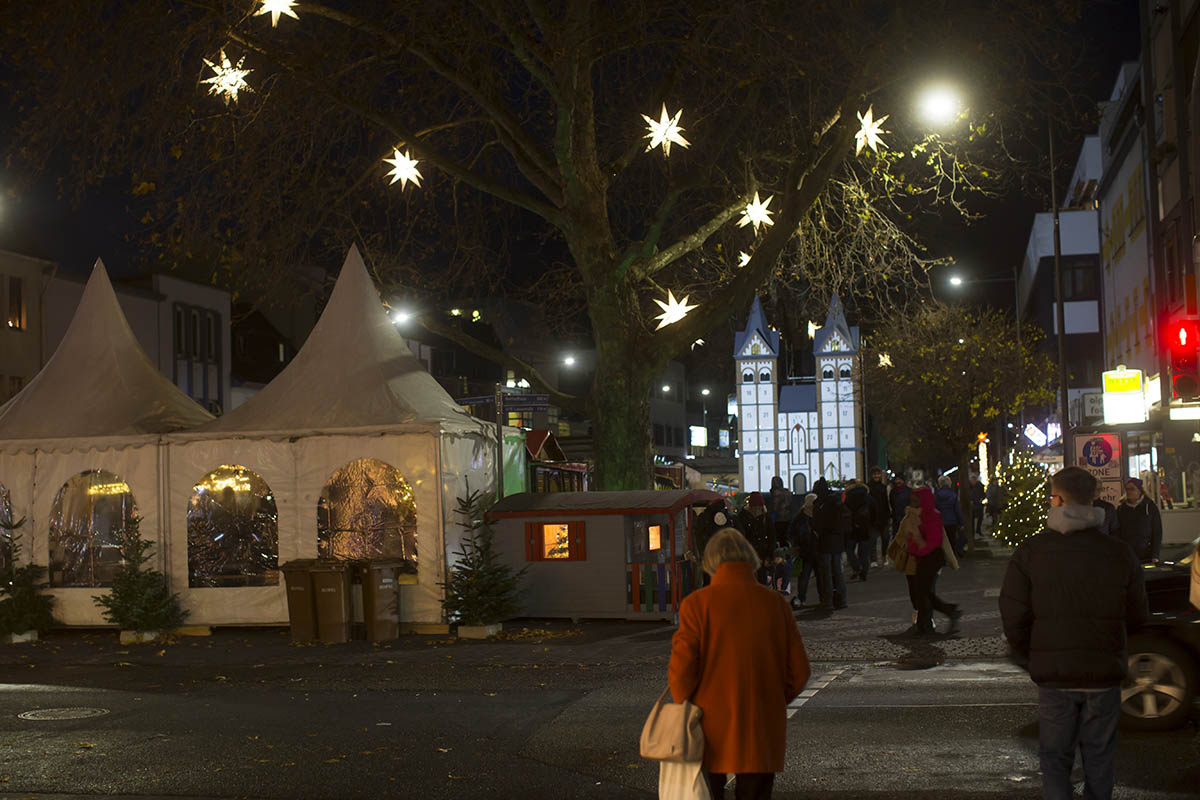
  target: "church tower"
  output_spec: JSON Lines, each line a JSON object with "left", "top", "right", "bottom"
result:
{"left": 733, "top": 297, "right": 779, "bottom": 493}
{"left": 813, "top": 293, "right": 863, "bottom": 482}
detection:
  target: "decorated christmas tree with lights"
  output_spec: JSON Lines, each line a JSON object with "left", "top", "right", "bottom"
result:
{"left": 993, "top": 449, "right": 1049, "bottom": 547}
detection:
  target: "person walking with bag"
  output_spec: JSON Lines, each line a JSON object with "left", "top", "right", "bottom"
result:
{"left": 903, "top": 487, "right": 962, "bottom": 636}
{"left": 786, "top": 494, "right": 818, "bottom": 608}
{"left": 999, "top": 466, "right": 1148, "bottom": 800}
{"left": 669, "top": 528, "right": 811, "bottom": 799}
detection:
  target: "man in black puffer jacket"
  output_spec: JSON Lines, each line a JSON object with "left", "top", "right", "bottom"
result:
{"left": 999, "top": 466, "right": 1148, "bottom": 800}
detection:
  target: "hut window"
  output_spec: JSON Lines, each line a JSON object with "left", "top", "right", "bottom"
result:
{"left": 839, "top": 365, "right": 851, "bottom": 379}
{"left": 525, "top": 521, "right": 586, "bottom": 561}
{"left": 647, "top": 524, "right": 662, "bottom": 551}
{"left": 317, "top": 458, "right": 418, "bottom": 576}
{"left": 187, "top": 465, "right": 280, "bottom": 588}
{"left": 822, "top": 366, "right": 834, "bottom": 380}
{"left": 48, "top": 469, "right": 137, "bottom": 587}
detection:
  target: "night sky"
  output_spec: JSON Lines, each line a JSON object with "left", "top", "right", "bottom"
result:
{"left": 0, "top": 2, "right": 1144, "bottom": 295}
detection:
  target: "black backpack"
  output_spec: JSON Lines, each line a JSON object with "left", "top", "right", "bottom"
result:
{"left": 850, "top": 506, "right": 873, "bottom": 541}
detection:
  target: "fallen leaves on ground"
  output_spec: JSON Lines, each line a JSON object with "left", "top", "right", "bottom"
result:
{"left": 495, "top": 627, "right": 581, "bottom": 642}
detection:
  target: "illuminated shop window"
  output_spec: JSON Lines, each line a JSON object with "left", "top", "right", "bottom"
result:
{"left": 648, "top": 524, "right": 662, "bottom": 551}
{"left": 525, "top": 521, "right": 586, "bottom": 561}
{"left": 48, "top": 469, "right": 136, "bottom": 587}
{"left": 317, "top": 458, "right": 417, "bottom": 574}
{"left": 187, "top": 465, "right": 279, "bottom": 588}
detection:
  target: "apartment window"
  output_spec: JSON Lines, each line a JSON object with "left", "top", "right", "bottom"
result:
{"left": 524, "top": 521, "right": 586, "bottom": 561}
{"left": 189, "top": 311, "right": 200, "bottom": 359}
{"left": 6, "top": 277, "right": 24, "bottom": 330}
{"left": 174, "top": 307, "right": 186, "bottom": 358}
{"left": 653, "top": 423, "right": 665, "bottom": 445}
{"left": 648, "top": 524, "right": 662, "bottom": 551}
{"left": 205, "top": 313, "right": 217, "bottom": 363}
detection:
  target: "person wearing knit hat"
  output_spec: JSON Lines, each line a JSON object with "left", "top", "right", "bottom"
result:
{"left": 786, "top": 494, "right": 819, "bottom": 608}
{"left": 1116, "top": 477, "right": 1162, "bottom": 562}
{"left": 739, "top": 492, "right": 774, "bottom": 585}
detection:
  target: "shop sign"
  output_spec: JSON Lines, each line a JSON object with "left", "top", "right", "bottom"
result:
{"left": 1102, "top": 367, "right": 1147, "bottom": 425}
{"left": 1077, "top": 432, "right": 1124, "bottom": 505}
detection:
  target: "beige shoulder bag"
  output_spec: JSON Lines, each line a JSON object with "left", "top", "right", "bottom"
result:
{"left": 639, "top": 686, "right": 704, "bottom": 762}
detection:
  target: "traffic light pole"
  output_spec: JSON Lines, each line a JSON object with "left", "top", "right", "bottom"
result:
{"left": 1050, "top": 121, "right": 1073, "bottom": 466}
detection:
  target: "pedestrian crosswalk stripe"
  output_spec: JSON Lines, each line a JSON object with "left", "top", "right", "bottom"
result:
{"left": 787, "top": 666, "right": 847, "bottom": 718}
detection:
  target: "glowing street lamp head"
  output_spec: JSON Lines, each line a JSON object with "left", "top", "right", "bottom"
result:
{"left": 393, "top": 310, "right": 412, "bottom": 324}
{"left": 701, "top": 388, "right": 711, "bottom": 396}
{"left": 918, "top": 86, "right": 960, "bottom": 127}
{"left": 949, "top": 275, "right": 964, "bottom": 286}
{"left": 563, "top": 355, "right": 576, "bottom": 366}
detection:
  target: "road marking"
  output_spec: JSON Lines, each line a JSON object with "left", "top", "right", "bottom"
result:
{"left": 813, "top": 702, "right": 1037, "bottom": 709}
{"left": 984, "top": 588, "right": 1001, "bottom": 597}
{"left": 787, "top": 666, "right": 846, "bottom": 718}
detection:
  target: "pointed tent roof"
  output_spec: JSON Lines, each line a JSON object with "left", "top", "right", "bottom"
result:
{"left": 733, "top": 296, "right": 780, "bottom": 358}
{"left": 0, "top": 260, "right": 213, "bottom": 441}
{"left": 815, "top": 292, "right": 859, "bottom": 355}
{"left": 195, "top": 246, "right": 485, "bottom": 436}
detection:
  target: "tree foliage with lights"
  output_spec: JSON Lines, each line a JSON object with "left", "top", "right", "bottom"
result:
{"left": 1, "top": 1, "right": 1097, "bottom": 489}
{"left": 993, "top": 448, "right": 1050, "bottom": 547}
{"left": 861, "top": 303, "right": 1055, "bottom": 528}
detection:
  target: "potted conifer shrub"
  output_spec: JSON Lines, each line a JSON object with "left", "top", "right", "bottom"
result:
{"left": 0, "top": 523, "right": 55, "bottom": 644}
{"left": 442, "top": 487, "right": 524, "bottom": 639}
{"left": 93, "top": 516, "right": 187, "bottom": 643}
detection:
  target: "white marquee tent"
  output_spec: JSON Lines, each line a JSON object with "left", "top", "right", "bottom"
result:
{"left": 0, "top": 248, "right": 496, "bottom": 628}
{"left": 0, "top": 261, "right": 213, "bottom": 624}
{"left": 165, "top": 246, "right": 495, "bottom": 626}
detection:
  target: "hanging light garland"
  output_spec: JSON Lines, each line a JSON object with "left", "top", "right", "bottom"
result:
{"left": 738, "top": 192, "right": 774, "bottom": 232}
{"left": 201, "top": 50, "right": 252, "bottom": 105}
{"left": 653, "top": 290, "right": 698, "bottom": 330}
{"left": 255, "top": 0, "right": 299, "bottom": 27}
{"left": 642, "top": 104, "right": 690, "bottom": 156}
{"left": 855, "top": 106, "right": 889, "bottom": 155}
{"left": 383, "top": 148, "right": 423, "bottom": 189}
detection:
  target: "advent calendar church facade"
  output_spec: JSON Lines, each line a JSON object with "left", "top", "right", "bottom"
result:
{"left": 734, "top": 294, "right": 863, "bottom": 494}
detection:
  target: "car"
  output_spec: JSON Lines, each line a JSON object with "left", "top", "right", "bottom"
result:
{"left": 1120, "top": 536, "right": 1200, "bottom": 731}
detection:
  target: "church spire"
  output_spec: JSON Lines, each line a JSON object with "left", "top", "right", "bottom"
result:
{"left": 733, "top": 295, "right": 780, "bottom": 358}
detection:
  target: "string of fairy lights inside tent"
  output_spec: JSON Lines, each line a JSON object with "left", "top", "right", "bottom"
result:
{"left": 199, "top": 1, "right": 891, "bottom": 332}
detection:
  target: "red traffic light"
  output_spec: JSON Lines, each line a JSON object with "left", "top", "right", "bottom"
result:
{"left": 1179, "top": 324, "right": 1191, "bottom": 347}
{"left": 1168, "top": 317, "right": 1200, "bottom": 399}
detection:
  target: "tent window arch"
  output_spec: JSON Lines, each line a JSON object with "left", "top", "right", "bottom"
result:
{"left": 49, "top": 469, "right": 136, "bottom": 587}
{"left": 0, "top": 484, "right": 14, "bottom": 577}
{"left": 839, "top": 365, "right": 851, "bottom": 379}
{"left": 822, "top": 366, "right": 834, "bottom": 380}
{"left": 317, "top": 458, "right": 418, "bottom": 574}
{"left": 187, "top": 465, "right": 280, "bottom": 588}
{"left": 742, "top": 369, "right": 754, "bottom": 383}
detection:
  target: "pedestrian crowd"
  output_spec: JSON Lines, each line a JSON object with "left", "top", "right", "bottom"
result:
{"left": 658, "top": 464, "right": 1179, "bottom": 800}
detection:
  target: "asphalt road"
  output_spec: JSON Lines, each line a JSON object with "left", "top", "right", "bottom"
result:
{"left": 0, "top": 551, "right": 1196, "bottom": 799}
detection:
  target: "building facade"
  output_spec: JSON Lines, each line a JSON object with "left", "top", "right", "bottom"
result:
{"left": 734, "top": 294, "right": 863, "bottom": 494}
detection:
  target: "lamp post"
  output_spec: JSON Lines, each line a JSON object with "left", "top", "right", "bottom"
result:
{"left": 1048, "top": 122, "right": 1073, "bottom": 466}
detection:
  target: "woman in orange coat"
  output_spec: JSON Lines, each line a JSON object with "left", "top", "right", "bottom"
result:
{"left": 669, "top": 528, "right": 811, "bottom": 799}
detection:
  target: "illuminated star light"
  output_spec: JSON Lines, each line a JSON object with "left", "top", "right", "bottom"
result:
{"left": 738, "top": 251, "right": 751, "bottom": 267}
{"left": 878, "top": 353, "right": 893, "bottom": 367}
{"left": 738, "top": 192, "right": 774, "bottom": 232}
{"left": 642, "top": 104, "right": 690, "bottom": 156}
{"left": 255, "top": 0, "right": 299, "bottom": 27}
{"left": 691, "top": 338, "right": 706, "bottom": 350}
{"left": 855, "top": 106, "right": 889, "bottom": 155}
{"left": 383, "top": 149, "right": 423, "bottom": 189}
{"left": 201, "top": 50, "right": 252, "bottom": 105}
{"left": 653, "top": 290, "right": 698, "bottom": 331}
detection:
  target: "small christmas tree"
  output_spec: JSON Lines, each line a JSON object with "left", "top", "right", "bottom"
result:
{"left": 0, "top": 522, "right": 55, "bottom": 637}
{"left": 994, "top": 448, "right": 1049, "bottom": 547}
{"left": 442, "top": 486, "right": 525, "bottom": 627}
{"left": 93, "top": 516, "right": 187, "bottom": 633}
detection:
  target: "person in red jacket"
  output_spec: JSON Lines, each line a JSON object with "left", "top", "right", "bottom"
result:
{"left": 905, "top": 487, "right": 962, "bottom": 636}
{"left": 669, "top": 527, "right": 811, "bottom": 799}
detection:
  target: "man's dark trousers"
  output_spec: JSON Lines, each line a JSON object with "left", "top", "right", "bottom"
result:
{"left": 1037, "top": 686, "right": 1120, "bottom": 800}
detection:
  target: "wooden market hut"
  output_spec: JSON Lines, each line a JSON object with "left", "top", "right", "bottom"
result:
{"left": 487, "top": 489, "right": 718, "bottom": 620}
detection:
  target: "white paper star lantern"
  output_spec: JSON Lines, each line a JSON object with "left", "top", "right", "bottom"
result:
{"left": 855, "top": 106, "right": 889, "bottom": 155}
{"left": 201, "top": 50, "right": 252, "bottom": 105}
{"left": 691, "top": 338, "right": 706, "bottom": 349}
{"left": 738, "top": 192, "right": 775, "bottom": 232}
{"left": 383, "top": 149, "right": 423, "bottom": 189}
{"left": 642, "top": 104, "right": 690, "bottom": 156}
{"left": 738, "top": 251, "right": 751, "bottom": 267}
{"left": 807, "top": 321, "right": 819, "bottom": 339}
{"left": 879, "top": 352, "right": 893, "bottom": 367}
{"left": 255, "top": 0, "right": 298, "bottom": 27}
{"left": 653, "top": 290, "right": 698, "bottom": 330}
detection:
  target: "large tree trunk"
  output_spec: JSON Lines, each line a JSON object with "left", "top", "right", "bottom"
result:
{"left": 585, "top": 275, "right": 655, "bottom": 490}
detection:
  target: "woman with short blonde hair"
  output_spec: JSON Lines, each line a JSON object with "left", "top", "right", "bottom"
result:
{"left": 670, "top": 526, "right": 810, "bottom": 799}
{"left": 701, "top": 527, "right": 760, "bottom": 576}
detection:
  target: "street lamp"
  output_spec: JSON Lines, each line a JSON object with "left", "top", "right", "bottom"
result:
{"left": 700, "top": 388, "right": 711, "bottom": 396}
{"left": 563, "top": 355, "right": 576, "bottom": 366}
{"left": 949, "top": 275, "right": 964, "bottom": 286}
{"left": 918, "top": 85, "right": 961, "bottom": 128}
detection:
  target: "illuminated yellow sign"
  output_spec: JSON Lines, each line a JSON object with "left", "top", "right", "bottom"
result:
{"left": 87, "top": 481, "right": 130, "bottom": 496}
